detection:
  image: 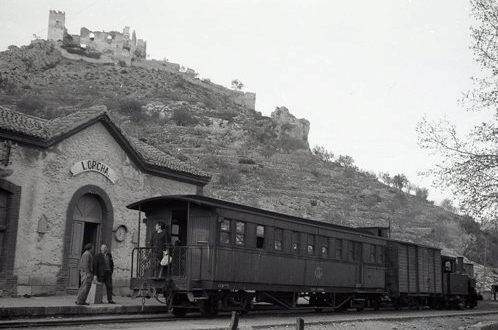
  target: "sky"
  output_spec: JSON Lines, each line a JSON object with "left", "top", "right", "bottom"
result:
{"left": 0, "top": 0, "right": 493, "bottom": 204}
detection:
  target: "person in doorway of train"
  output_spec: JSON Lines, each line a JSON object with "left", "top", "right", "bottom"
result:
{"left": 150, "top": 222, "right": 168, "bottom": 277}
{"left": 95, "top": 244, "right": 115, "bottom": 304}
{"left": 75, "top": 243, "right": 94, "bottom": 306}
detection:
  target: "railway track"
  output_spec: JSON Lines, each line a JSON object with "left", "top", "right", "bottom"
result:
{"left": 2, "top": 305, "right": 498, "bottom": 329}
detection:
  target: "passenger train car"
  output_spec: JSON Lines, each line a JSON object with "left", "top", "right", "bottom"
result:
{"left": 127, "top": 195, "right": 477, "bottom": 316}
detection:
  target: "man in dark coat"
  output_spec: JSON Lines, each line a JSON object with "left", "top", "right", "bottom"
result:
{"left": 75, "top": 243, "right": 94, "bottom": 305}
{"left": 94, "top": 244, "right": 115, "bottom": 303}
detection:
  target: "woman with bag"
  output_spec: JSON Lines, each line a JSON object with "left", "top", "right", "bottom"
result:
{"left": 150, "top": 222, "right": 168, "bottom": 277}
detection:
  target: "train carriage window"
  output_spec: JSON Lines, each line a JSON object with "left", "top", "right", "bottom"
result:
{"left": 335, "top": 239, "right": 343, "bottom": 259}
{"left": 355, "top": 242, "right": 361, "bottom": 261}
{"left": 321, "top": 236, "right": 329, "bottom": 258}
{"left": 444, "top": 260, "right": 453, "bottom": 272}
{"left": 256, "top": 225, "right": 265, "bottom": 249}
{"left": 235, "top": 221, "right": 245, "bottom": 246}
{"left": 369, "top": 244, "right": 376, "bottom": 263}
{"left": 171, "top": 224, "right": 180, "bottom": 245}
{"left": 348, "top": 241, "right": 361, "bottom": 261}
{"left": 220, "top": 219, "right": 231, "bottom": 244}
{"left": 377, "top": 246, "right": 385, "bottom": 265}
{"left": 347, "top": 241, "right": 354, "bottom": 260}
{"left": 307, "top": 234, "right": 315, "bottom": 255}
{"left": 291, "top": 231, "right": 300, "bottom": 254}
{"left": 274, "top": 228, "right": 283, "bottom": 251}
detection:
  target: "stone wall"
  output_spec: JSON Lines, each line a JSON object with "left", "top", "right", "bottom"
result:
{"left": 47, "top": 10, "right": 146, "bottom": 62}
{"left": 230, "top": 90, "right": 256, "bottom": 110}
{"left": 5, "top": 122, "right": 198, "bottom": 296}
{"left": 78, "top": 27, "right": 147, "bottom": 62}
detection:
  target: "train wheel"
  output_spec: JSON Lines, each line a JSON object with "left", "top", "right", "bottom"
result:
{"left": 240, "top": 296, "right": 252, "bottom": 316}
{"left": 200, "top": 298, "right": 218, "bottom": 317}
{"left": 171, "top": 307, "right": 187, "bottom": 317}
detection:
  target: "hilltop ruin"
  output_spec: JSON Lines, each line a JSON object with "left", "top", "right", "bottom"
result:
{"left": 47, "top": 10, "right": 146, "bottom": 63}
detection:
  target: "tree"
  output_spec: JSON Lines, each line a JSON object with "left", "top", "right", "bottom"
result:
{"left": 417, "top": 0, "right": 498, "bottom": 221}
{"left": 312, "top": 145, "right": 333, "bottom": 163}
{"left": 405, "top": 182, "right": 416, "bottom": 195}
{"left": 379, "top": 172, "right": 392, "bottom": 186}
{"left": 231, "top": 79, "right": 244, "bottom": 91}
{"left": 337, "top": 155, "right": 355, "bottom": 168}
{"left": 415, "top": 187, "right": 429, "bottom": 201}
{"left": 440, "top": 198, "right": 457, "bottom": 213}
{"left": 392, "top": 174, "right": 408, "bottom": 191}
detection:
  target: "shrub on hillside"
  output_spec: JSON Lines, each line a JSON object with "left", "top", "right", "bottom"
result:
{"left": 116, "top": 98, "right": 144, "bottom": 122}
{"left": 17, "top": 96, "right": 46, "bottom": 114}
{"left": 171, "top": 108, "right": 199, "bottom": 126}
{"left": 459, "top": 216, "right": 480, "bottom": 236}
{"left": 415, "top": 187, "right": 429, "bottom": 201}
{"left": 0, "top": 77, "right": 18, "bottom": 94}
{"left": 312, "top": 145, "right": 334, "bottom": 163}
{"left": 261, "top": 144, "right": 276, "bottom": 158}
{"left": 218, "top": 168, "right": 242, "bottom": 186}
{"left": 337, "top": 155, "right": 357, "bottom": 169}
{"left": 278, "top": 137, "right": 308, "bottom": 152}
{"left": 238, "top": 158, "right": 256, "bottom": 165}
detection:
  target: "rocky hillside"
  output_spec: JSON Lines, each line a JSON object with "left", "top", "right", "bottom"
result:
{"left": 2, "top": 40, "right": 498, "bottom": 287}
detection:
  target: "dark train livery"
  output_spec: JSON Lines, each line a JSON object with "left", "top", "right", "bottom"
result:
{"left": 128, "top": 195, "right": 477, "bottom": 316}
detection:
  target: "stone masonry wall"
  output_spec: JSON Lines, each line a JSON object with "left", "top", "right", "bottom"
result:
{"left": 5, "top": 122, "right": 198, "bottom": 296}
{"left": 47, "top": 10, "right": 65, "bottom": 41}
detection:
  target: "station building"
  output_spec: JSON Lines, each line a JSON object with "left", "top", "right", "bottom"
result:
{"left": 0, "top": 105, "right": 210, "bottom": 296}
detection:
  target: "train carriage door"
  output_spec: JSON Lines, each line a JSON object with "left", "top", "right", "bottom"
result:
{"left": 355, "top": 241, "right": 362, "bottom": 286}
{"left": 67, "top": 194, "right": 103, "bottom": 290}
{"left": 171, "top": 209, "right": 188, "bottom": 277}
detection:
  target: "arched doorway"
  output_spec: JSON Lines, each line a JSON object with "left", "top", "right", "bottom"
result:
{"left": 0, "top": 180, "right": 21, "bottom": 295}
{"left": 67, "top": 194, "right": 103, "bottom": 290}
{"left": 59, "top": 185, "right": 114, "bottom": 293}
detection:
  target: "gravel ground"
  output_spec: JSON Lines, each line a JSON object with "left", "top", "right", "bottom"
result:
{"left": 263, "top": 315, "right": 498, "bottom": 330}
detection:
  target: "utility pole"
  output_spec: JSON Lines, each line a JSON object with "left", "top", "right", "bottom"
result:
{"left": 483, "top": 239, "right": 488, "bottom": 294}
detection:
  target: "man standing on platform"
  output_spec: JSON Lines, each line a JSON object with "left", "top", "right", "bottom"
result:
{"left": 75, "top": 243, "right": 94, "bottom": 305}
{"left": 95, "top": 244, "right": 115, "bottom": 304}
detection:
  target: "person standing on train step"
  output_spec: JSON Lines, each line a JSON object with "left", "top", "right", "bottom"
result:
{"left": 150, "top": 222, "right": 168, "bottom": 277}
{"left": 95, "top": 244, "right": 115, "bottom": 304}
{"left": 75, "top": 243, "right": 94, "bottom": 305}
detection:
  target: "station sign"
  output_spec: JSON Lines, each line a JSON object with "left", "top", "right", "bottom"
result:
{"left": 70, "top": 159, "right": 117, "bottom": 183}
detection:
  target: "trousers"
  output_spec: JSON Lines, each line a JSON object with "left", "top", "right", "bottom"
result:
{"left": 76, "top": 272, "right": 93, "bottom": 304}
{"left": 101, "top": 270, "right": 113, "bottom": 301}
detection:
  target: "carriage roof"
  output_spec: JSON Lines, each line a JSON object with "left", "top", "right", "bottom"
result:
{"left": 127, "top": 194, "right": 386, "bottom": 238}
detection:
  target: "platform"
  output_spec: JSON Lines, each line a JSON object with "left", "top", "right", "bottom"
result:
{"left": 0, "top": 294, "right": 166, "bottom": 319}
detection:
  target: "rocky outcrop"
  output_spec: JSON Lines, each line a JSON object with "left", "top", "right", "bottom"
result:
{"left": 271, "top": 106, "right": 310, "bottom": 143}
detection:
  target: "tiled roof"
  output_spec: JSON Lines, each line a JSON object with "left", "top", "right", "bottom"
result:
{"left": 127, "top": 137, "right": 210, "bottom": 178}
{"left": 0, "top": 106, "right": 48, "bottom": 139}
{"left": 0, "top": 106, "right": 211, "bottom": 182}
{"left": 46, "top": 106, "right": 108, "bottom": 140}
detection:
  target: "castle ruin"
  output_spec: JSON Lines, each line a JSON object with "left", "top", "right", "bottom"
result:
{"left": 47, "top": 10, "right": 147, "bottom": 62}
{"left": 46, "top": 10, "right": 255, "bottom": 110}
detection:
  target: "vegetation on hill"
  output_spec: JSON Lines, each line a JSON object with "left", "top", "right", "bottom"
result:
{"left": 1, "top": 40, "right": 498, "bottom": 289}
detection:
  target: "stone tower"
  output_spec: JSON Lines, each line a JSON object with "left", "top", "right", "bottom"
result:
{"left": 47, "top": 10, "right": 65, "bottom": 41}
